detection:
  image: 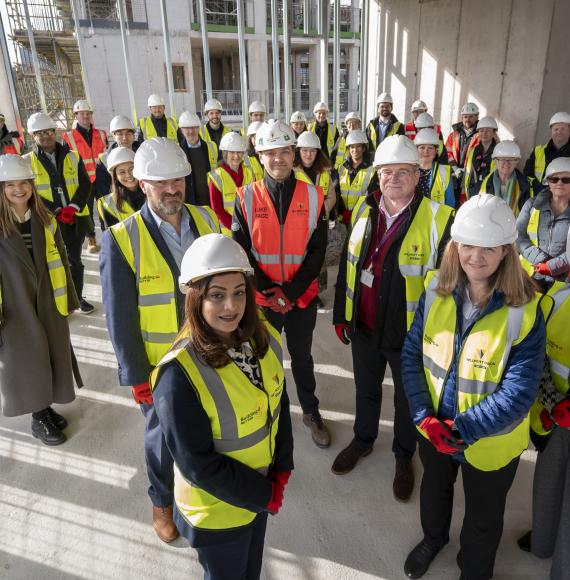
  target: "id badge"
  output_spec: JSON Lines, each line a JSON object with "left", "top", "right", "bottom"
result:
{"left": 360, "top": 268, "right": 374, "bottom": 288}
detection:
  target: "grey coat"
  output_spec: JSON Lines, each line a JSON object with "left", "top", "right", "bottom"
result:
{"left": 0, "top": 213, "right": 80, "bottom": 417}
{"left": 516, "top": 188, "right": 570, "bottom": 281}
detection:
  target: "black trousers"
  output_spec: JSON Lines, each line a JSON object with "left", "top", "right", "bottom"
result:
{"left": 263, "top": 299, "right": 319, "bottom": 415}
{"left": 60, "top": 224, "right": 85, "bottom": 298}
{"left": 418, "top": 436, "right": 519, "bottom": 580}
{"left": 350, "top": 326, "right": 417, "bottom": 460}
{"left": 195, "top": 513, "right": 268, "bottom": 580}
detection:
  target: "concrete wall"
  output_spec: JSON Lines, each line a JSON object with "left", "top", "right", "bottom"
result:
{"left": 365, "top": 0, "right": 570, "bottom": 161}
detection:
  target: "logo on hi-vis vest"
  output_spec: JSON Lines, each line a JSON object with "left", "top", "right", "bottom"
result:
{"left": 254, "top": 205, "right": 269, "bottom": 219}
{"left": 240, "top": 400, "right": 264, "bottom": 425}
{"left": 403, "top": 243, "right": 425, "bottom": 262}
{"left": 546, "top": 338, "right": 563, "bottom": 353}
{"left": 140, "top": 274, "right": 160, "bottom": 283}
{"left": 292, "top": 201, "right": 308, "bottom": 216}
{"left": 423, "top": 334, "right": 439, "bottom": 347}
{"left": 466, "top": 349, "right": 496, "bottom": 370}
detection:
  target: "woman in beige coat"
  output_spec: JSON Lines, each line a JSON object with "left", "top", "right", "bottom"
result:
{"left": 0, "top": 154, "right": 80, "bottom": 445}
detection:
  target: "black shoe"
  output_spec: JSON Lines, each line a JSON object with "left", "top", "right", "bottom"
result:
{"left": 47, "top": 407, "right": 68, "bottom": 430}
{"left": 517, "top": 530, "right": 531, "bottom": 552}
{"left": 79, "top": 298, "right": 95, "bottom": 314}
{"left": 404, "top": 540, "right": 442, "bottom": 579}
{"left": 316, "top": 296, "right": 324, "bottom": 308}
{"left": 302, "top": 411, "right": 331, "bottom": 448}
{"left": 331, "top": 439, "right": 373, "bottom": 474}
{"left": 393, "top": 458, "right": 415, "bottom": 502}
{"left": 31, "top": 412, "right": 66, "bottom": 446}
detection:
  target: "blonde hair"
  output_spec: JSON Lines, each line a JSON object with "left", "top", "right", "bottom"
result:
{"left": 436, "top": 240, "right": 537, "bottom": 307}
{"left": 0, "top": 180, "right": 52, "bottom": 238}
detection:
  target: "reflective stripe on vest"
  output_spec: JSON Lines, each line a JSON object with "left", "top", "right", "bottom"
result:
{"left": 139, "top": 117, "right": 178, "bottom": 141}
{"left": 98, "top": 151, "right": 108, "bottom": 168}
{"left": 110, "top": 204, "right": 220, "bottom": 365}
{"left": 3, "top": 137, "right": 21, "bottom": 155}
{"left": 96, "top": 192, "right": 136, "bottom": 225}
{"left": 63, "top": 128, "right": 107, "bottom": 183}
{"left": 207, "top": 165, "right": 255, "bottom": 214}
{"left": 463, "top": 146, "right": 496, "bottom": 198}
{"left": 366, "top": 120, "right": 402, "bottom": 151}
{"left": 308, "top": 121, "right": 336, "bottom": 156}
{"left": 238, "top": 179, "right": 323, "bottom": 308}
{"left": 339, "top": 165, "right": 375, "bottom": 211}
{"left": 45, "top": 218, "right": 68, "bottom": 316}
{"left": 242, "top": 155, "right": 264, "bottom": 180}
{"left": 199, "top": 124, "right": 231, "bottom": 147}
{"left": 295, "top": 168, "right": 331, "bottom": 197}
{"left": 519, "top": 207, "right": 540, "bottom": 275}
{"left": 334, "top": 135, "right": 347, "bottom": 170}
{"left": 429, "top": 163, "right": 450, "bottom": 204}
{"left": 150, "top": 320, "right": 284, "bottom": 531}
{"left": 422, "top": 275, "right": 541, "bottom": 471}
{"left": 533, "top": 146, "right": 546, "bottom": 184}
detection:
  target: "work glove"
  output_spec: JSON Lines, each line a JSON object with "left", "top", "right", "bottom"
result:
{"left": 419, "top": 416, "right": 465, "bottom": 455}
{"left": 334, "top": 323, "right": 351, "bottom": 345}
{"left": 540, "top": 408, "right": 555, "bottom": 431}
{"left": 263, "top": 287, "right": 293, "bottom": 314}
{"left": 534, "top": 262, "right": 552, "bottom": 276}
{"left": 340, "top": 210, "right": 352, "bottom": 225}
{"left": 132, "top": 381, "right": 153, "bottom": 405}
{"left": 56, "top": 205, "right": 76, "bottom": 225}
{"left": 266, "top": 480, "right": 284, "bottom": 515}
{"left": 551, "top": 398, "right": 570, "bottom": 428}
{"left": 453, "top": 166, "right": 464, "bottom": 180}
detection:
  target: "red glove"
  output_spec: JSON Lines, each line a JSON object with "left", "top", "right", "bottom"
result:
{"left": 540, "top": 408, "right": 555, "bottom": 431}
{"left": 335, "top": 323, "right": 351, "bottom": 345}
{"left": 266, "top": 480, "right": 284, "bottom": 514}
{"left": 57, "top": 206, "right": 76, "bottom": 225}
{"left": 132, "top": 381, "right": 153, "bottom": 405}
{"left": 271, "top": 470, "right": 291, "bottom": 488}
{"left": 551, "top": 399, "right": 570, "bottom": 428}
{"left": 341, "top": 210, "right": 352, "bottom": 224}
{"left": 419, "top": 416, "right": 462, "bottom": 455}
{"left": 534, "top": 262, "right": 552, "bottom": 276}
{"left": 263, "top": 287, "right": 293, "bottom": 314}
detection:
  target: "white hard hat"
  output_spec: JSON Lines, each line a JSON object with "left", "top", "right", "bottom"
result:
{"left": 179, "top": 233, "right": 254, "bottom": 291}
{"left": 415, "top": 112, "right": 435, "bottom": 129}
{"left": 147, "top": 94, "right": 165, "bottom": 107}
{"left": 313, "top": 101, "right": 329, "bottom": 114}
{"left": 296, "top": 131, "right": 321, "bottom": 149}
{"left": 549, "top": 112, "right": 570, "bottom": 126}
{"left": 27, "top": 112, "right": 57, "bottom": 134}
{"left": 107, "top": 146, "right": 136, "bottom": 172}
{"left": 133, "top": 137, "right": 191, "bottom": 180}
{"left": 219, "top": 132, "right": 247, "bottom": 152}
{"left": 0, "top": 154, "right": 35, "bottom": 181}
{"left": 248, "top": 101, "right": 266, "bottom": 114}
{"left": 345, "top": 129, "right": 368, "bottom": 147}
{"left": 461, "top": 102, "right": 479, "bottom": 115}
{"left": 477, "top": 116, "right": 498, "bottom": 130}
{"left": 110, "top": 114, "right": 135, "bottom": 133}
{"left": 246, "top": 121, "right": 263, "bottom": 137}
{"left": 373, "top": 135, "right": 419, "bottom": 168}
{"left": 492, "top": 140, "right": 521, "bottom": 160}
{"left": 290, "top": 111, "right": 307, "bottom": 124}
{"left": 178, "top": 111, "right": 201, "bottom": 128}
{"left": 255, "top": 120, "right": 296, "bottom": 151}
{"left": 73, "top": 100, "right": 93, "bottom": 113}
{"left": 451, "top": 194, "right": 517, "bottom": 247}
{"left": 344, "top": 111, "right": 362, "bottom": 124}
{"left": 414, "top": 128, "right": 440, "bottom": 147}
{"left": 411, "top": 99, "right": 427, "bottom": 112}
{"left": 376, "top": 92, "right": 393, "bottom": 105}
{"left": 545, "top": 157, "right": 570, "bottom": 180}
{"left": 204, "top": 98, "right": 223, "bottom": 113}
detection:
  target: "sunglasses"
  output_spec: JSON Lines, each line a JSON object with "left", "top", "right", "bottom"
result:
{"left": 546, "top": 176, "right": 570, "bottom": 184}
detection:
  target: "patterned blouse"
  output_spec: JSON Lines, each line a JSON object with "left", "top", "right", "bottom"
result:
{"left": 227, "top": 342, "right": 263, "bottom": 390}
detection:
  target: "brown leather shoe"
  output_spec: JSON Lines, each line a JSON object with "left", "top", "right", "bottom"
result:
{"left": 393, "top": 459, "right": 415, "bottom": 502}
{"left": 331, "top": 438, "right": 373, "bottom": 474}
{"left": 302, "top": 411, "right": 331, "bottom": 448}
{"left": 152, "top": 505, "right": 179, "bottom": 543}
{"left": 86, "top": 235, "right": 100, "bottom": 254}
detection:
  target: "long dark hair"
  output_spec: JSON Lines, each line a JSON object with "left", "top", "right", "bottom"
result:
{"left": 294, "top": 148, "right": 332, "bottom": 174}
{"left": 178, "top": 273, "right": 269, "bottom": 368}
{"left": 111, "top": 167, "right": 141, "bottom": 213}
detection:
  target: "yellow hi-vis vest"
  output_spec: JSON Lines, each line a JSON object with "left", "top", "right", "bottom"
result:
{"left": 199, "top": 124, "right": 232, "bottom": 149}
{"left": 463, "top": 147, "right": 496, "bottom": 198}
{"left": 428, "top": 163, "right": 452, "bottom": 205}
{"left": 307, "top": 121, "right": 337, "bottom": 157}
{"left": 519, "top": 206, "right": 541, "bottom": 276}
{"left": 207, "top": 164, "right": 256, "bottom": 215}
{"left": 96, "top": 192, "right": 136, "bottom": 225}
{"left": 150, "top": 321, "right": 284, "bottom": 531}
{"left": 366, "top": 119, "right": 403, "bottom": 151}
{"left": 295, "top": 168, "right": 331, "bottom": 197}
{"left": 243, "top": 155, "right": 264, "bottom": 180}
{"left": 530, "top": 281, "right": 570, "bottom": 435}
{"left": 533, "top": 145, "right": 547, "bottom": 184}
{"left": 25, "top": 151, "right": 90, "bottom": 217}
{"left": 421, "top": 274, "right": 542, "bottom": 471}
{"left": 45, "top": 217, "right": 69, "bottom": 316}
{"left": 334, "top": 135, "right": 347, "bottom": 170}
{"left": 138, "top": 116, "right": 178, "bottom": 141}
{"left": 109, "top": 205, "right": 220, "bottom": 365}
{"left": 344, "top": 196, "right": 453, "bottom": 329}
{"left": 339, "top": 165, "right": 375, "bottom": 212}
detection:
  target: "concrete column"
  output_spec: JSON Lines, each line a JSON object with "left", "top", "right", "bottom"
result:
{"left": 247, "top": 41, "right": 269, "bottom": 105}
{"left": 192, "top": 48, "right": 205, "bottom": 112}
{"left": 348, "top": 44, "right": 359, "bottom": 112}
{"left": 308, "top": 43, "right": 320, "bottom": 113}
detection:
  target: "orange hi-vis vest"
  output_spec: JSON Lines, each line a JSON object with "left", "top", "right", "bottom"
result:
{"left": 63, "top": 127, "right": 108, "bottom": 183}
{"left": 237, "top": 179, "right": 324, "bottom": 309}
{"left": 445, "top": 130, "right": 479, "bottom": 168}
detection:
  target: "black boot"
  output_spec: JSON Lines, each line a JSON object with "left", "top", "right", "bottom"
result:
{"left": 517, "top": 530, "right": 531, "bottom": 552}
{"left": 31, "top": 409, "right": 66, "bottom": 446}
{"left": 47, "top": 407, "right": 68, "bottom": 430}
{"left": 404, "top": 540, "right": 442, "bottom": 579}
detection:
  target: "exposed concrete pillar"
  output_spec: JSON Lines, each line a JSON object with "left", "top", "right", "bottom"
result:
{"left": 308, "top": 43, "right": 319, "bottom": 112}
{"left": 348, "top": 44, "right": 359, "bottom": 113}
{"left": 247, "top": 41, "right": 269, "bottom": 104}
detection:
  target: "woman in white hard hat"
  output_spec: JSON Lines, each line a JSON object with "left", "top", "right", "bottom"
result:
{"left": 478, "top": 140, "right": 533, "bottom": 216}
{"left": 0, "top": 154, "right": 81, "bottom": 445}
{"left": 290, "top": 111, "right": 308, "bottom": 138}
{"left": 401, "top": 194, "right": 545, "bottom": 580}
{"left": 208, "top": 132, "right": 256, "bottom": 234}
{"left": 517, "top": 157, "right": 570, "bottom": 290}
{"left": 151, "top": 233, "right": 293, "bottom": 580}
{"left": 96, "top": 147, "right": 145, "bottom": 229}
{"left": 244, "top": 121, "right": 264, "bottom": 181}
{"left": 333, "top": 112, "right": 362, "bottom": 170}
{"left": 415, "top": 128, "right": 456, "bottom": 208}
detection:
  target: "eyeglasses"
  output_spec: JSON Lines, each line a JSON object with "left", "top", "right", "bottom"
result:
{"left": 546, "top": 176, "right": 570, "bottom": 184}
{"left": 34, "top": 129, "right": 55, "bottom": 137}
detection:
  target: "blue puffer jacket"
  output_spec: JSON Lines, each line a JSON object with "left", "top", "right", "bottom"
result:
{"left": 401, "top": 287, "right": 545, "bottom": 447}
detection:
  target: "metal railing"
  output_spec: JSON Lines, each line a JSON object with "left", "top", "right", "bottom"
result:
{"left": 192, "top": 0, "right": 238, "bottom": 27}
{"left": 265, "top": 1, "right": 359, "bottom": 33}
{"left": 4, "top": 0, "right": 69, "bottom": 32}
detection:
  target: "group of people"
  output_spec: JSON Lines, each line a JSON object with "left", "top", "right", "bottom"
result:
{"left": 0, "top": 89, "right": 568, "bottom": 580}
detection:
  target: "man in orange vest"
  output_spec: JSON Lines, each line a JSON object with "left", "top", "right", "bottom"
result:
{"left": 63, "top": 100, "right": 108, "bottom": 253}
{"left": 444, "top": 102, "right": 479, "bottom": 185}
{"left": 0, "top": 113, "right": 24, "bottom": 155}
{"left": 232, "top": 120, "right": 331, "bottom": 449}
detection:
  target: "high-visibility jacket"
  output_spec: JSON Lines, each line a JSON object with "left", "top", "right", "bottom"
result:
{"left": 479, "top": 170, "right": 533, "bottom": 217}
{"left": 207, "top": 164, "right": 256, "bottom": 216}
{"left": 295, "top": 168, "right": 331, "bottom": 197}
{"left": 199, "top": 123, "right": 232, "bottom": 150}
{"left": 243, "top": 155, "right": 263, "bottom": 180}
{"left": 109, "top": 205, "right": 220, "bottom": 365}
{"left": 63, "top": 128, "right": 108, "bottom": 183}
{"left": 366, "top": 118, "right": 403, "bottom": 151}
{"left": 307, "top": 121, "right": 337, "bottom": 157}
{"left": 421, "top": 274, "right": 541, "bottom": 471}
{"left": 237, "top": 179, "right": 324, "bottom": 308}
{"left": 150, "top": 320, "right": 284, "bottom": 531}
{"left": 529, "top": 281, "right": 570, "bottom": 435}
{"left": 1, "top": 134, "right": 24, "bottom": 155}
{"left": 25, "top": 150, "right": 90, "bottom": 217}
{"left": 345, "top": 196, "right": 453, "bottom": 329}
{"left": 463, "top": 145, "right": 496, "bottom": 198}
{"left": 334, "top": 134, "right": 347, "bottom": 170}
{"left": 45, "top": 217, "right": 69, "bottom": 316}
{"left": 445, "top": 127, "right": 479, "bottom": 168}
{"left": 519, "top": 206, "right": 541, "bottom": 276}
{"left": 96, "top": 192, "right": 136, "bottom": 225}
{"left": 427, "top": 162, "right": 452, "bottom": 205}
{"left": 138, "top": 116, "right": 178, "bottom": 141}
{"left": 339, "top": 164, "right": 376, "bottom": 212}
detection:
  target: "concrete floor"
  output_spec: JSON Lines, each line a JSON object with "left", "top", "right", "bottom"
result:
{"left": 0, "top": 254, "right": 551, "bottom": 579}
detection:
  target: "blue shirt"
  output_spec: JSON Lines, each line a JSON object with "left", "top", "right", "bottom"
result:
{"left": 148, "top": 204, "right": 195, "bottom": 269}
